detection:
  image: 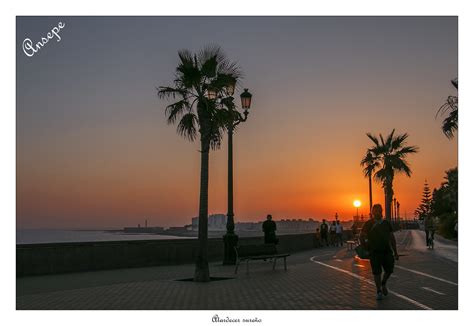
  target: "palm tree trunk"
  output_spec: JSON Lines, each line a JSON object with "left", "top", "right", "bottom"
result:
{"left": 194, "top": 139, "right": 210, "bottom": 282}
{"left": 369, "top": 172, "right": 373, "bottom": 217}
{"left": 384, "top": 182, "right": 393, "bottom": 221}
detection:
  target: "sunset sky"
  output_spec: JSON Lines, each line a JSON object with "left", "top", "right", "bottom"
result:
{"left": 16, "top": 16, "right": 458, "bottom": 229}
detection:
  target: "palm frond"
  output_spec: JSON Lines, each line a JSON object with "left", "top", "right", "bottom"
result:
{"left": 176, "top": 49, "right": 201, "bottom": 89}
{"left": 157, "top": 86, "right": 186, "bottom": 100}
{"left": 218, "top": 58, "right": 242, "bottom": 79}
{"left": 385, "top": 129, "right": 395, "bottom": 149}
{"left": 200, "top": 54, "right": 218, "bottom": 79}
{"left": 368, "top": 145, "right": 385, "bottom": 157}
{"left": 451, "top": 77, "right": 458, "bottom": 90}
{"left": 208, "top": 108, "right": 229, "bottom": 150}
{"left": 176, "top": 112, "right": 198, "bottom": 141}
{"left": 366, "top": 133, "right": 379, "bottom": 147}
{"left": 360, "top": 151, "right": 380, "bottom": 177}
{"left": 209, "top": 74, "right": 238, "bottom": 95}
{"left": 198, "top": 45, "right": 224, "bottom": 65}
{"left": 178, "top": 49, "right": 193, "bottom": 66}
{"left": 391, "top": 157, "right": 412, "bottom": 177}
{"left": 436, "top": 96, "right": 458, "bottom": 118}
{"left": 373, "top": 169, "right": 385, "bottom": 184}
{"left": 219, "top": 96, "right": 236, "bottom": 111}
{"left": 165, "top": 99, "right": 190, "bottom": 125}
{"left": 395, "top": 145, "right": 419, "bottom": 157}
{"left": 379, "top": 133, "right": 386, "bottom": 148}
{"left": 159, "top": 45, "right": 245, "bottom": 150}
{"left": 442, "top": 109, "right": 458, "bottom": 139}
{"left": 366, "top": 130, "right": 418, "bottom": 193}
{"left": 391, "top": 133, "right": 409, "bottom": 151}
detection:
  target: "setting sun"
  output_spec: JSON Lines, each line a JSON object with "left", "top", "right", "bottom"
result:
{"left": 353, "top": 200, "right": 361, "bottom": 208}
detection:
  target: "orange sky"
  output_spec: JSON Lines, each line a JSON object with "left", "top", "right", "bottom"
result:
{"left": 16, "top": 17, "right": 458, "bottom": 228}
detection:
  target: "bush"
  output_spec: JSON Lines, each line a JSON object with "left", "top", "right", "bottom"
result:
{"left": 437, "top": 213, "right": 457, "bottom": 239}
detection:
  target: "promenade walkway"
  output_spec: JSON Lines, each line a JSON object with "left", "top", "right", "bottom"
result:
{"left": 16, "top": 230, "right": 458, "bottom": 310}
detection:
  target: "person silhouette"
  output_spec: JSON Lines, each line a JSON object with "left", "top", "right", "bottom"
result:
{"left": 330, "top": 221, "right": 337, "bottom": 246}
{"left": 320, "top": 219, "right": 329, "bottom": 246}
{"left": 262, "top": 214, "right": 278, "bottom": 244}
{"left": 360, "top": 204, "right": 399, "bottom": 300}
{"left": 336, "top": 220, "right": 344, "bottom": 246}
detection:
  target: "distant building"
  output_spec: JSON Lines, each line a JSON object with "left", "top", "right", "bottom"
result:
{"left": 123, "top": 226, "right": 164, "bottom": 233}
{"left": 191, "top": 214, "right": 227, "bottom": 231}
{"left": 188, "top": 216, "right": 348, "bottom": 234}
{"left": 235, "top": 222, "right": 261, "bottom": 231}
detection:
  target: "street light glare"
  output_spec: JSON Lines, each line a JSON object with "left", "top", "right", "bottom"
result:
{"left": 353, "top": 200, "right": 361, "bottom": 208}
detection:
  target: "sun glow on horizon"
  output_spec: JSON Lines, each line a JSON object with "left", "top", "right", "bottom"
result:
{"left": 353, "top": 200, "right": 361, "bottom": 208}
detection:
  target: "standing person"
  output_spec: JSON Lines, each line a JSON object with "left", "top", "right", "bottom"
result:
{"left": 329, "top": 221, "right": 337, "bottom": 246}
{"left": 360, "top": 204, "right": 399, "bottom": 300}
{"left": 315, "top": 228, "right": 322, "bottom": 248}
{"left": 262, "top": 214, "right": 278, "bottom": 244}
{"left": 336, "top": 220, "right": 344, "bottom": 247}
{"left": 320, "top": 219, "right": 329, "bottom": 246}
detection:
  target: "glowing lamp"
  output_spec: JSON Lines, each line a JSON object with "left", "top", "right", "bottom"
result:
{"left": 226, "top": 78, "right": 236, "bottom": 96}
{"left": 240, "top": 88, "right": 252, "bottom": 109}
{"left": 206, "top": 88, "right": 218, "bottom": 100}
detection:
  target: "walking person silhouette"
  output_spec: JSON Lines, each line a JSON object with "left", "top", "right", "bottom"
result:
{"left": 360, "top": 204, "right": 399, "bottom": 300}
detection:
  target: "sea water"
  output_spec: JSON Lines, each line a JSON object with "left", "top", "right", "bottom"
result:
{"left": 16, "top": 229, "right": 194, "bottom": 244}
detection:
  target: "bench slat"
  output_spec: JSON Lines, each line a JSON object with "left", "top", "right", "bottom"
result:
{"left": 241, "top": 253, "right": 290, "bottom": 260}
{"left": 234, "top": 244, "right": 290, "bottom": 274}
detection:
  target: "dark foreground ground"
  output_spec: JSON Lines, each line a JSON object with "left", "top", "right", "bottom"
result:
{"left": 16, "top": 230, "right": 457, "bottom": 310}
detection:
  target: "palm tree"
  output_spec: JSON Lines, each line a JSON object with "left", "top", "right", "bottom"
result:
{"left": 360, "top": 151, "right": 379, "bottom": 216}
{"left": 366, "top": 129, "right": 419, "bottom": 221}
{"left": 158, "top": 46, "right": 241, "bottom": 282}
{"left": 437, "top": 78, "right": 458, "bottom": 139}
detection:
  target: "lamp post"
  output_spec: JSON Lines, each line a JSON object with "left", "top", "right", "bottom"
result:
{"left": 222, "top": 86, "right": 252, "bottom": 265}
{"left": 396, "top": 200, "right": 400, "bottom": 223}
{"left": 353, "top": 200, "right": 361, "bottom": 220}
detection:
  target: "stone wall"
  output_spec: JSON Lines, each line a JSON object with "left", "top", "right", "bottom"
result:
{"left": 17, "top": 231, "right": 353, "bottom": 276}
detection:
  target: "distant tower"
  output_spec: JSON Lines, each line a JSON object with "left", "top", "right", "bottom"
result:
{"left": 145, "top": 219, "right": 148, "bottom": 228}
{"left": 335, "top": 212, "right": 338, "bottom": 220}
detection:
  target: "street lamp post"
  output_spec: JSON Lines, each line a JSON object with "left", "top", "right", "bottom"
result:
{"left": 353, "top": 200, "right": 361, "bottom": 220}
{"left": 222, "top": 87, "right": 252, "bottom": 265}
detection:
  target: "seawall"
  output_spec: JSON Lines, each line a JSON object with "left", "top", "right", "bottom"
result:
{"left": 17, "top": 231, "right": 353, "bottom": 276}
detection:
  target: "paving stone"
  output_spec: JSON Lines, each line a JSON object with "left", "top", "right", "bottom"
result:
{"left": 16, "top": 230, "right": 457, "bottom": 310}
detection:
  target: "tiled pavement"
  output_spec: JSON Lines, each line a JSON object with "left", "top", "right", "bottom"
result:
{"left": 16, "top": 230, "right": 458, "bottom": 310}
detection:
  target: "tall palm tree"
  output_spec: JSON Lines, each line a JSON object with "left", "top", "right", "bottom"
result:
{"left": 366, "top": 129, "right": 419, "bottom": 221}
{"left": 158, "top": 46, "right": 241, "bottom": 282}
{"left": 360, "top": 151, "right": 379, "bottom": 216}
{"left": 437, "top": 78, "right": 458, "bottom": 139}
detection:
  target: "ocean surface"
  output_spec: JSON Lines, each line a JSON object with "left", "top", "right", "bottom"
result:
{"left": 16, "top": 229, "right": 195, "bottom": 244}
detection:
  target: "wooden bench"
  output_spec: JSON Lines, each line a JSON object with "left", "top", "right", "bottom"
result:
{"left": 346, "top": 240, "right": 357, "bottom": 250}
{"left": 346, "top": 226, "right": 362, "bottom": 251}
{"left": 234, "top": 244, "right": 290, "bottom": 274}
